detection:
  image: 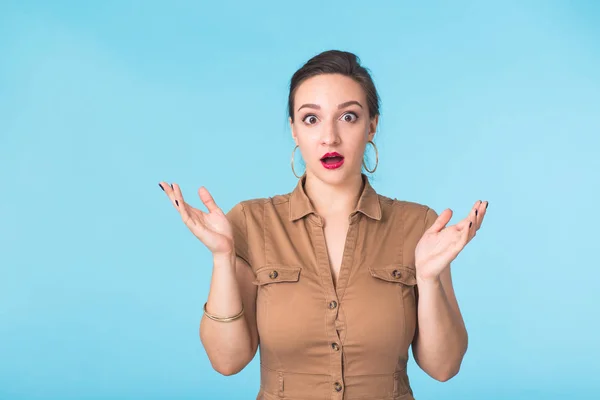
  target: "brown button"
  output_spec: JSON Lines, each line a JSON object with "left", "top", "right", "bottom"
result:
{"left": 269, "top": 270, "right": 278, "bottom": 279}
{"left": 329, "top": 300, "right": 338, "bottom": 309}
{"left": 331, "top": 343, "right": 340, "bottom": 351}
{"left": 334, "top": 382, "right": 343, "bottom": 392}
{"left": 392, "top": 269, "right": 402, "bottom": 279}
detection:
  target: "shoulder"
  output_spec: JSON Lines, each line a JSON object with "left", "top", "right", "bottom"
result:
{"left": 225, "top": 191, "right": 293, "bottom": 221}
{"left": 379, "top": 194, "right": 434, "bottom": 216}
{"left": 379, "top": 194, "right": 438, "bottom": 231}
{"left": 230, "top": 192, "right": 291, "bottom": 210}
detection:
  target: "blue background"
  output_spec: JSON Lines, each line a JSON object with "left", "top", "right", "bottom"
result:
{"left": 1, "top": 1, "right": 599, "bottom": 399}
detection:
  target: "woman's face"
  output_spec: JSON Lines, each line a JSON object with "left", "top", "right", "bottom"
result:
{"left": 290, "top": 73, "right": 378, "bottom": 186}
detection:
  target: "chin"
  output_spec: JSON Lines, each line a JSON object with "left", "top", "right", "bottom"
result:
{"left": 310, "top": 166, "right": 359, "bottom": 186}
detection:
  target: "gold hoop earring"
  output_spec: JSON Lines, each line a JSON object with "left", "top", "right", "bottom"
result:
{"left": 362, "top": 140, "right": 379, "bottom": 173}
{"left": 291, "top": 145, "right": 304, "bottom": 179}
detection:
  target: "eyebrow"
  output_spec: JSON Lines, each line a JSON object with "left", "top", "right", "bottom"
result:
{"left": 297, "top": 100, "right": 363, "bottom": 112}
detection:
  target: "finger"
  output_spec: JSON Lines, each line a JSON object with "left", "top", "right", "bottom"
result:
{"left": 472, "top": 200, "right": 481, "bottom": 224}
{"left": 476, "top": 200, "right": 488, "bottom": 229}
{"left": 455, "top": 215, "right": 471, "bottom": 232}
{"left": 171, "top": 183, "right": 195, "bottom": 226}
{"left": 460, "top": 202, "right": 480, "bottom": 231}
{"left": 467, "top": 206, "right": 478, "bottom": 242}
{"left": 198, "top": 186, "right": 221, "bottom": 214}
{"left": 426, "top": 208, "right": 453, "bottom": 233}
{"left": 159, "top": 181, "right": 179, "bottom": 208}
{"left": 463, "top": 218, "right": 472, "bottom": 244}
{"left": 455, "top": 211, "right": 473, "bottom": 245}
{"left": 450, "top": 217, "right": 471, "bottom": 252}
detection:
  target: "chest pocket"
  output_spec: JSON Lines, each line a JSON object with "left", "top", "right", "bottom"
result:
{"left": 368, "top": 265, "right": 416, "bottom": 286}
{"left": 368, "top": 264, "right": 418, "bottom": 345}
{"left": 252, "top": 265, "right": 302, "bottom": 285}
{"left": 251, "top": 265, "right": 306, "bottom": 356}
{"left": 368, "top": 265, "right": 418, "bottom": 315}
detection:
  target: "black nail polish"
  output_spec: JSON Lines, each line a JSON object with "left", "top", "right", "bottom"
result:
{"left": 475, "top": 209, "right": 478, "bottom": 216}
{"left": 158, "top": 183, "right": 164, "bottom": 191}
{"left": 170, "top": 184, "right": 173, "bottom": 189}
{"left": 175, "top": 200, "right": 179, "bottom": 206}
{"left": 486, "top": 202, "right": 489, "bottom": 209}
{"left": 469, "top": 221, "right": 472, "bottom": 228}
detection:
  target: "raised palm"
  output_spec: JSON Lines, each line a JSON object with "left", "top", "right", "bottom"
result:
{"left": 415, "top": 200, "right": 488, "bottom": 281}
{"left": 159, "top": 182, "right": 233, "bottom": 255}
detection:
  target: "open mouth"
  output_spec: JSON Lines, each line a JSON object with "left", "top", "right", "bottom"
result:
{"left": 320, "top": 152, "right": 345, "bottom": 169}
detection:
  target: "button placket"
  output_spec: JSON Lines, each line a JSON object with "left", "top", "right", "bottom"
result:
{"left": 330, "top": 296, "right": 344, "bottom": 396}
{"left": 311, "top": 222, "right": 346, "bottom": 398}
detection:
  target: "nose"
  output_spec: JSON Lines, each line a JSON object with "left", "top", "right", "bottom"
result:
{"left": 320, "top": 121, "right": 340, "bottom": 146}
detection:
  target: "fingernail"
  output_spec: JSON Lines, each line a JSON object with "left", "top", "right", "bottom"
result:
{"left": 170, "top": 184, "right": 173, "bottom": 189}
{"left": 469, "top": 221, "right": 472, "bottom": 228}
{"left": 486, "top": 201, "right": 489, "bottom": 209}
{"left": 475, "top": 209, "right": 478, "bottom": 216}
{"left": 158, "top": 183, "right": 164, "bottom": 191}
{"left": 175, "top": 200, "right": 179, "bottom": 206}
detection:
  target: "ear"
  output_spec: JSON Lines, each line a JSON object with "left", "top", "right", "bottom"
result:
{"left": 367, "top": 114, "right": 379, "bottom": 141}
{"left": 289, "top": 117, "right": 298, "bottom": 145}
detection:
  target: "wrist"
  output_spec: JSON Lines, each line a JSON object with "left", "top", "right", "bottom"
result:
{"left": 416, "top": 273, "right": 442, "bottom": 288}
{"left": 212, "top": 251, "right": 236, "bottom": 267}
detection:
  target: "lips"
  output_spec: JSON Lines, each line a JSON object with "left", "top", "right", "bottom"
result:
{"left": 320, "top": 152, "right": 344, "bottom": 170}
{"left": 321, "top": 152, "right": 344, "bottom": 162}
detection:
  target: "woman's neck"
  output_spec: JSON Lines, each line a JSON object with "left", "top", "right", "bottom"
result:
{"left": 303, "top": 172, "right": 364, "bottom": 219}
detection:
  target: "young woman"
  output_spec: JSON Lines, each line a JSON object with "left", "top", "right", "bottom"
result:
{"left": 159, "top": 50, "right": 487, "bottom": 400}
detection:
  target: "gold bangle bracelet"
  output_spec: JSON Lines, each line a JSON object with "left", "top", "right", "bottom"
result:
{"left": 203, "top": 302, "right": 245, "bottom": 322}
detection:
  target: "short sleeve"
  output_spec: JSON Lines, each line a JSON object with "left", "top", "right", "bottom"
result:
{"left": 423, "top": 206, "right": 439, "bottom": 235}
{"left": 225, "top": 202, "right": 251, "bottom": 266}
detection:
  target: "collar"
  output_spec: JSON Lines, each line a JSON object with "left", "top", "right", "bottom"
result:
{"left": 288, "top": 173, "right": 382, "bottom": 222}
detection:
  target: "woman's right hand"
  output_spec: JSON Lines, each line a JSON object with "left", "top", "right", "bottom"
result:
{"left": 159, "top": 182, "right": 234, "bottom": 256}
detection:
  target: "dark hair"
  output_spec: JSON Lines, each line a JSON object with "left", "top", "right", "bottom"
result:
{"left": 288, "top": 50, "right": 380, "bottom": 122}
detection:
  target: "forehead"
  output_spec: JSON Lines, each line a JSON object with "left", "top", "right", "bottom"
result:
{"left": 294, "top": 74, "right": 366, "bottom": 108}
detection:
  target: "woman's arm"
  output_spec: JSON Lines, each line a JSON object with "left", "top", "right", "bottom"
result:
{"left": 411, "top": 265, "right": 468, "bottom": 381}
{"left": 411, "top": 201, "right": 486, "bottom": 381}
{"left": 159, "top": 183, "right": 258, "bottom": 376}
{"left": 199, "top": 253, "right": 259, "bottom": 376}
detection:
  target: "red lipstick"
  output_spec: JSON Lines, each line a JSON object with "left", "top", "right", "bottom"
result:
{"left": 320, "top": 152, "right": 344, "bottom": 170}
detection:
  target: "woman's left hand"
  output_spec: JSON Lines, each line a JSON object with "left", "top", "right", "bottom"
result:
{"left": 415, "top": 200, "right": 488, "bottom": 282}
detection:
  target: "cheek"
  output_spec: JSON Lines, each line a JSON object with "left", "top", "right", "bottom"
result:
{"left": 295, "top": 126, "right": 321, "bottom": 147}
{"left": 350, "top": 147, "right": 367, "bottom": 164}
{"left": 295, "top": 137, "right": 319, "bottom": 162}
{"left": 343, "top": 131, "right": 369, "bottom": 155}
{"left": 341, "top": 120, "right": 370, "bottom": 141}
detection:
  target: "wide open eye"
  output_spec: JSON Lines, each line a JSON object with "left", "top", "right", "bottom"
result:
{"left": 302, "top": 114, "right": 319, "bottom": 125}
{"left": 340, "top": 112, "right": 358, "bottom": 123}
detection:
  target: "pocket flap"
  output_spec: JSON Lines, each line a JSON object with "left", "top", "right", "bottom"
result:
{"left": 369, "top": 265, "right": 416, "bottom": 286}
{"left": 253, "top": 265, "right": 302, "bottom": 285}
